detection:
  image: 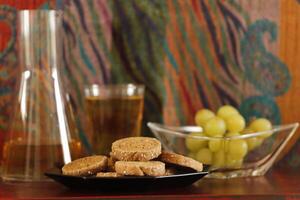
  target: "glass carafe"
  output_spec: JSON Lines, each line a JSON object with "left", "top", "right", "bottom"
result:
{"left": 1, "top": 10, "right": 83, "bottom": 181}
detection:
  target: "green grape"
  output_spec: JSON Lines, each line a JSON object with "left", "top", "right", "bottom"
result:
{"left": 196, "top": 148, "right": 213, "bottom": 165}
{"left": 224, "top": 132, "right": 240, "bottom": 152}
{"left": 204, "top": 117, "right": 226, "bottom": 137}
{"left": 249, "top": 118, "right": 272, "bottom": 131}
{"left": 226, "top": 156, "right": 243, "bottom": 168}
{"left": 212, "top": 149, "right": 225, "bottom": 168}
{"left": 185, "top": 132, "right": 208, "bottom": 152}
{"left": 217, "top": 105, "right": 239, "bottom": 120}
{"left": 208, "top": 139, "right": 223, "bottom": 152}
{"left": 247, "top": 137, "right": 264, "bottom": 151}
{"left": 228, "top": 139, "right": 248, "bottom": 159}
{"left": 225, "top": 132, "right": 240, "bottom": 137}
{"left": 225, "top": 114, "right": 246, "bottom": 132}
{"left": 241, "top": 127, "right": 264, "bottom": 151}
{"left": 195, "top": 109, "right": 215, "bottom": 127}
{"left": 249, "top": 118, "right": 272, "bottom": 138}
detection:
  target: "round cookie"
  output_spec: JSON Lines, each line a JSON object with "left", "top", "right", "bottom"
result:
{"left": 111, "top": 137, "right": 161, "bottom": 161}
{"left": 159, "top": 152, "right": 203, "bottom": 172}
{"left": 115, "top": 161, "right": 165, "bottom": 176}
{"left": 62, "top": 155, "right": 108, "bottom": 176}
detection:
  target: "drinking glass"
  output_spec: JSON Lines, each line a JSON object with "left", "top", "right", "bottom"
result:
{"left": 84, "top": 84, "right": 145, "bottom": 155}
{"left": 1, "top": 10, "right": 83, "bottom": 181}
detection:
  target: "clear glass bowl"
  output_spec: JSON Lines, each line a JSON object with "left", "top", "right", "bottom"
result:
{"left": 148, "top": 122, "right": 299, "bottom": 179}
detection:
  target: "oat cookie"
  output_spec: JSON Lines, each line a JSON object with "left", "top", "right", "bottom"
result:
{"left": 159, "top": 152, "right": 203, "bottom": 172}
{"left": 111, "top": 137, "right": 161, "bottom": 161}
{"left": 115, "top": 161, "right": 165, "bottom": 176}
{"left": 62, "top": 155, "right": 108, "bottom": 176}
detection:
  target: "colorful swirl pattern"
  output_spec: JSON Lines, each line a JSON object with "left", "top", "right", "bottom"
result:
{"left": 0, "top": 0, "right": 299, "bottom": 166}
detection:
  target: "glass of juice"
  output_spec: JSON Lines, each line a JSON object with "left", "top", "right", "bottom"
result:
{"left": 84, "top": 84, "right": 145, "bottom": 155}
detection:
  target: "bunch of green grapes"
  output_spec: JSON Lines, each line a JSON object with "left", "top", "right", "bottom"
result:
{"left": 186, "top": 105, "right": 272, "bottom": 169}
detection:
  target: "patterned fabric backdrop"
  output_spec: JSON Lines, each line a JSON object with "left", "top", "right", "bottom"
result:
{"left": 0, "top": 0, "right": 300, "bottom": 167}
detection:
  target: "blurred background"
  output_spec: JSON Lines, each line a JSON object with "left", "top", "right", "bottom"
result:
{"left": 0, "top": 0, "right": 299, "bottom": 168}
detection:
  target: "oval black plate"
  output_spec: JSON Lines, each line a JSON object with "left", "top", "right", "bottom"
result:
{"left": 45, "top": 168, "right": 208, "bottom": 190}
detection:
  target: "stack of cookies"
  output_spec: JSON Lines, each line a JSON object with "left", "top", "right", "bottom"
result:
{"left": 62, "top": 137, "right": 203, "bottom": 177}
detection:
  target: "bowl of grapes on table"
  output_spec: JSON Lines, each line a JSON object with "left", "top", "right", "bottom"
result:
{"left": 148, "top": 105, "right": 299, "bottom": 179}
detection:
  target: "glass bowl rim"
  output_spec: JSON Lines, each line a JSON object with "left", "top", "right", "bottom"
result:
{"left": 147, "top": 122, "right": 299, "bottom": 141}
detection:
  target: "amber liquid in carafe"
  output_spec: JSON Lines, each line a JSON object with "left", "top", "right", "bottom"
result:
{"left": 85, "top": 95, "right": 144, "bottom": 155}
{"left": 2, "top": 139, "right": 84, "bottom": 179}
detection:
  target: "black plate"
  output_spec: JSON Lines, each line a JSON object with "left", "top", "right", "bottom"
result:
{"left": 45, "top": 168, "right": 208, "bottom": 190}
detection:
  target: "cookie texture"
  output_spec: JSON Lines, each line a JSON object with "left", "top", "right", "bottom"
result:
{"left": 111, "top": 137, "right": 161, "bottom": 161}
{"left": 96, "top": 172, "right": 121, "bottom": 177}
{"left": 159, "top": 152, "right": 203, "bottom": 172}
{"left": 115, "top": 161, "right": 165, "bottom": 176}
{"left": 62, "top": 155, "right": 108, "bottom": 176}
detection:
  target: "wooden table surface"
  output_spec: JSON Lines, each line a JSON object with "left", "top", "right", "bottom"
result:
{"left": 0, "top": 167, "right": 300, "bottom": 200}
